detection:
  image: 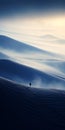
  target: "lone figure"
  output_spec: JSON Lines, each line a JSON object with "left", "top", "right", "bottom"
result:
{"left": 29, "top": 82, "right": 31, "bottom": 87}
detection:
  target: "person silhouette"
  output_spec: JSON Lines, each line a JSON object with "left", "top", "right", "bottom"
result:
{"left": 29, "top": 82, "right": 31, "bottom": 87}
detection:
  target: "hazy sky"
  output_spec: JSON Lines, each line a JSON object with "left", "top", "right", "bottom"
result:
{"left": 0, "top": 0, "right": 65, "bottom": 17}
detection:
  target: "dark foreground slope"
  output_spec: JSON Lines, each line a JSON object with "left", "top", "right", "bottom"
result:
{"left": 0, "top": 78, "right": 65, "bottom": 130}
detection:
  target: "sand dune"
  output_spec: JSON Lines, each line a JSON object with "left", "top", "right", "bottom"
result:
{"left": 0, "top": 59, "right": 65, "bottom": 89}
{"left": 0, "top": 35, "right": 49, "bottom": 54}
{"left": 0, "top": 35, "right": 65, "bottom": 89}
{"left": 0, "top": 35, "right": 65, "bottom": 129}
{"left": 0, "top": 77, "right": 65, "bottom": 130}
